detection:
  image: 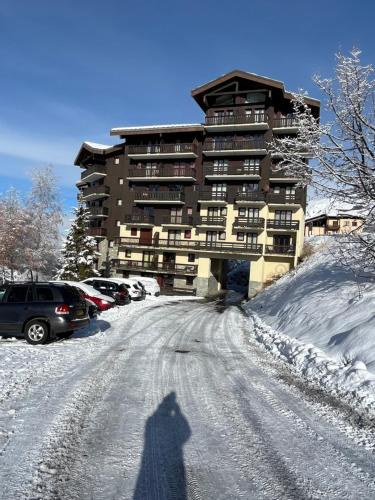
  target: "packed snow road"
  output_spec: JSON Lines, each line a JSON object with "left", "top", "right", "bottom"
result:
{"left": 1, "top": 297, "right": 375, "bottom": 499}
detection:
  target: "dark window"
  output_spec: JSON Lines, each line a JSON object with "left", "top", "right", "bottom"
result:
{"left": 131, "top": 227, "right": 137, "bottom": 236}
{"left": 7, "top": 286, "right": 29, "bottom": 303}
{"left": 188, "top": 253, "right": 195, "bottom": 262}
{"left": 237, "top": 232, "right": 245, "bottom": 241}
{"left": 35, "top": 286, "right": 54, "bottom": 301}
{"left": 186, "top": 276, "right": 194, "bottom": 285}
{"left": 125, "top": 250, "right": 132, "bottom": 258}
{"left": 352, "top": 221, "right": 357, "bottom": 227}
{"left": 219, "top": 231, "right": 226, "bottom": 240}
{"left": 184, "top": 229, "right": 191, "bottom": 239}
{"left": 61, "top": 285, "right": 82, "bottom": 302}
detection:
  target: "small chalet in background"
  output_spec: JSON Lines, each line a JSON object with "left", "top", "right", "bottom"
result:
{"left": 305, "top": 198, "right": 364, "bottom": 236}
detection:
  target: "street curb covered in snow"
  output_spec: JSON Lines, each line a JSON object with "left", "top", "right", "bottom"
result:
{"left": 243, "top": 310, "right": 375, "bottom": 417}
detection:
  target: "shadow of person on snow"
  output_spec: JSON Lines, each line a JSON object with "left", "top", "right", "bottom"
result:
{"left": 133, "top": 391, "right": 191, "bottom": 500}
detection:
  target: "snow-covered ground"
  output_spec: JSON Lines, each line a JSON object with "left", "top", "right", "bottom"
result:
{"left": 1, "top": 295, "right": 375, "bottom": 499}
{"left": 244, "top": 237, "right": 375, "bottom": 416}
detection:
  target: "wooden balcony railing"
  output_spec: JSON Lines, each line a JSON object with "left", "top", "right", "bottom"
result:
{"left": 204, "top": 165, "right": 260, "bottom": 176}
{"left": 128, "top": 143, "right": 198, "bottom": 155}
{"left": 235, "top": 191, "right": 266, "bottom": 203}
{"left": 87, "top": 227, "right": 107, "bottom": 237}
{"left": 88, "top": 206, "right": 109, "bottom": 217}
{"left": 81, "top": 165, "right": 107, "bottom": 181}
{"left": 161, "top": 215, "right": 194, "bottom": 225}
{"left": 267, "top": 220, "right": 300, "bottom": 230}
{"left": 265, "top": 245, "right": 296, "bottom": 255}
{"left": 196, "top": 216, "right": 226, "bottom": 226}
{"left": 205, "top": 113, "right": 268, "bottom": 126}
{"left": 197, "top": 190, "right": 227, "bottom": 201}
{"left": 273, "top": 116, "right": 300, "bottom": 128}
{"left": 124, "top": 214, "right": 155, "bottom": 224}
{"left": 203, "top": 139, "right": 266, "bottom": 152}
{"left": 116, "top": 237, "right": 262, "bottom": 254}
{"left": 111, "top": 259, "right": 198, "bottom": 275}
{"left": 81, "top": 185, "right": 110, "bottom": 198}
{"left": 128, "top": 166, "right": 196, "bottom": 179}
{"left": 233, "top": 217, "right": 265, "bottom": 228}
{"left": 267, "top": 193, "right": 304, "bottom": 205}
{"left": 134, "top": 191, "right": 184, "bottom": 202}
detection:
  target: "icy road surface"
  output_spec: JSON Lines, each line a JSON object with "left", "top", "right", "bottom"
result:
{"left": 1, "top": 297, "right": 375, "bottom": 499}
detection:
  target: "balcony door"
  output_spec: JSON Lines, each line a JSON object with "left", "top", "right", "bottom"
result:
{"left": 274, "top": 235, "right": 290, "bottom": 251}
{"left": 142, "top": 251, "right": 155, "bottom": 269}
{"left": 139, "top": 228, "right": 153, "bottom": 245}
{"left": 275, "top": 210, "right": 292, "bottom": 221}
{"left": 246, "top": 233, "right": 258, "bottom": 246}
{"left": 145, "top": 162, "right": 158, "bottom": 177}
{"left": 206, "top": 231, "right": 217, "bottom": 246}
{"left": 163, "top": 252, "right": 176, "bottom": 271}
{"left": 239, "top": 207, "right": 259, "bottom": 219}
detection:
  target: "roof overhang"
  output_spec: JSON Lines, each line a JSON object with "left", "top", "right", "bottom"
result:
{"left": 74, "top": 141, "right": 123, "bottom": 166}
{"left": 110, "top": 124, "right": 204, "bottom": 137}
{"left": 191, "top": 70, "right": 320, "bottom": 111}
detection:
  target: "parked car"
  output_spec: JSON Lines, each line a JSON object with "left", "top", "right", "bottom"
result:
{"left": 53, "top": 281, "right": 115, "bottom": 313}
{"left": 0, "top": 282, "right": 89, "bottom": 345}
{"left": 134, "top": 277, "right": 160, "bottom": 297}
{"left": 82, "top": 278, "right": 131, "bottom": 305}
{"left": 127, "top": 278, "right": 147, "bottom": 300}
{"left": 113, "top": 277, "right": 144, "bottom": 300}
{"left": 85, "top": 298, "right": 99, "bottom": 319}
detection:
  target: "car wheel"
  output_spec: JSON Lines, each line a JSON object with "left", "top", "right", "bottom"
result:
{"left": 24, "top": 320, "right": 49, "bottom": 345}
{"left": 57, "top": 331, "right": 74, "bottom": 339}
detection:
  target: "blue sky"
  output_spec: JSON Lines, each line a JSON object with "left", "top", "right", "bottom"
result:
{"left": 1, "top": 0, "right": 374, "bottom": 215}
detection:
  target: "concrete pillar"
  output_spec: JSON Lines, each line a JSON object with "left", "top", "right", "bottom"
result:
{"left": 248, "top": 257, "right": 264, "bottom": 298}
{"left": 194, "top": 257, "right": 220, "bottom": 297}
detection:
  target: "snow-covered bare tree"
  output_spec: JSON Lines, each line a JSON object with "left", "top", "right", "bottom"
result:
{"left": 270, "top": 48, "right": 375, "bottom": 272}
{"left": 25, "top": 166, "right": 63, "bottom": 280}
{"left": 55, "top": 198, "right": 99, "bottom": 281}
{"left": 0, "top": 189, "right": 28, "bottom": 281}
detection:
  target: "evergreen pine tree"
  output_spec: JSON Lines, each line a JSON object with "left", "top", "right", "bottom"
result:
{"left": 56, "top": 199, "right": 100, "bottom": 280}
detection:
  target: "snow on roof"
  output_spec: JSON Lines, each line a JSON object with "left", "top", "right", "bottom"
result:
{"left": 111, "top": 123, "right": 202, "bottom": 132}
{"left": 306, "top": 198, "right": 364, "bottom": 220}
{"left": 83, "top": 141, "right": 113, "bottom": 150}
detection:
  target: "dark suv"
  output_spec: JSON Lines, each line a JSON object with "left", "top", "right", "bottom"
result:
{"left": 0, "top": 282, "right": 89, "bottom": 345}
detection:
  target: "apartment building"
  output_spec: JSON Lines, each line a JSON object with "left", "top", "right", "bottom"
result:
{"left": 75, "top": 70, "right": 320, "bottom": 296}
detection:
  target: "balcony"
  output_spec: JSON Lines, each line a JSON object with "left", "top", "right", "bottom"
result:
{"left": 204, "top": 164, "right": 260, "bottom": 180}
{"left": 124, "top": 214, "right": 155, "bottom": 226}
{"left": 202, "top": 139, "right": 267, "bottom": 157}
{"left": 267, "top": 193, "right": 304, "bottom": 206}
{"left": 267, "top": 220, "right": 299, "bottom": 230}
{"left": 77, "top": 165, "right": 107, "bottom": 186}
{"left": 233, "top": 217, "right": 265, "bottom": 229}
{"left": 161, "top": 215, "right": 194, "bottom": 227}
{"left": 273, "top": 115, "right": 300, "bottom": 134}
{"left": 127, "top": 166, "right": 196, "bottom": 182}
{"left": 326, "top": 224, "right": 340, "bottom": 231}
{"left": 235, "top": 191, "right": 266, "bottom": 204}
{"left": 88, "top": 206, "right": 109, "bottom": 218}
{"left": 265, "top": 245, "right": 296, "bottom": 256}
{"left": 205, "top": 113, "right": 269, "bottom": 132}
{"left": 81, "top": 185, "right": 110, "bottom": 201}
{"left": 197, "top": 190, "right": 227, "bottom": 204}
{"left": 128, "top": 143, "right": 198, "bottom": 160}
{"left": 112, "top": 259, "right": 198, "bottom": 275}
{"left": 87, "top": 227, "right": 107, "bottom": 238}
{"left": 134, "top": 191, "right": 185, "bottom": 204}
{"left": 116, "top": 237, "right": 263, "bottom": 255}
{"left": 269, "top": 167, "right": 301, "bottom": 183}
{"left": 196, "top": 216, "right": 226, "bottom": 227}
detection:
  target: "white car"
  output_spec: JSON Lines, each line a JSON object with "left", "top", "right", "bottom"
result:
{"left": 132, "top": 277, "right": 160, "bottom": 296}
{"left": 108, "top": 278, "right": 144, "bottom": 300}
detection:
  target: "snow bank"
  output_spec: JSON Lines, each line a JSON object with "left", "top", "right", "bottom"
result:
{"left": 244, "top": 238, "right": 375, "bottom": 413}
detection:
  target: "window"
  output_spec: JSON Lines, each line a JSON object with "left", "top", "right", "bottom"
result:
{"left": 247, "top": 233, "right": 258, "bottom": 245}
{"left": 273, "top": 186, "right": 281, "bottom": 194}
{"left": 184, "top": 229, "right": 191, "bottom": 239}
{"left": 186, "top": 276, "right": 194, "bottom": 286}
{"left": 213, "top": 159, "right": 229, "bottom": 166}
{"left": 237, "top": 232, "right": 245, "bottom": 241}
{"left": 117, "top": 199, "right": 122, "bottom": 206}
{"left": 168, "top": 230, "right": 181, "bottom": 240}
{"left": 242, "top": 182, "right": 259, "bottom": 192}
{"left": 221, "top": 207, "right": 227, "bottom": 216}
{"left": 352, "top": 221, "right": 357, "bottom": 227}
{"left": 245, "top": 91, "right": 266, "bottom": 104}
{"left": 116, "top": 220, "right": 121, "bottom": 227}
{"left": 7, "top": 286, "right": 30, "bottom": 303}
{"left": 114, "top": 157, "right": 120, "bottom": 165}
{"left": 275, "top": 210, "right": 292, "bottom": 221}
{"left": 188, "top": 253, "right": 195, "bottom": 262}
{"left": 244, "top": 158, "right": 260, "bottom": 167}
{"left": 131, "top": 227, "right": 137, "bottom": 236}
{"left": 219, "top": 231, "right": 226, "bottom": 240}
{"left": 212, "top": 183, "right": 227, "bottom": 193}
{"left": 109, "top": 240, "right": 114, "bottom": 248}
{"left": 125, "top": 250, "right": 132, "bottom": 258}
{"left": 344, "top": 220, "right": 350, "bottom": 226}
{"left": 119, "top": 178, "right": 124, "bottom": 185}
{"left": 187, "top": 207, "right": 193, "bottom": 215}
